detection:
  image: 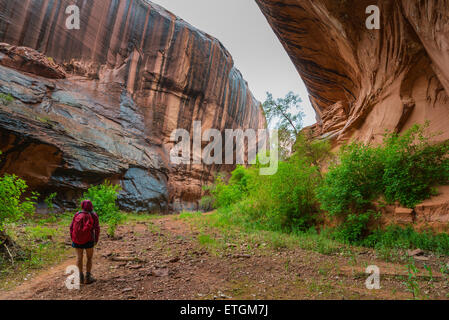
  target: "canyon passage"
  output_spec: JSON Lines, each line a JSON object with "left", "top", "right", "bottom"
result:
{"left": 0, "top": 0, "right": 449, "bottom": 302}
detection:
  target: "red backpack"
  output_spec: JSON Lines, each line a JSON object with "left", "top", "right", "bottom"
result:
{"left": 71, "top": 211, "right": 95, "bottom": 244}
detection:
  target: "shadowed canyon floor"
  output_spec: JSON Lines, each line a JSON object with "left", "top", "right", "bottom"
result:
{"left": 0, "top": 213, "right": 448, "bottom": 300}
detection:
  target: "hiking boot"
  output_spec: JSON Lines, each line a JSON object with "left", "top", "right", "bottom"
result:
{"left": 85, "top": 272, "right": 96, "bottom": 284}
{"left": 79, "top": 272, "right": 85, "bottom": 284}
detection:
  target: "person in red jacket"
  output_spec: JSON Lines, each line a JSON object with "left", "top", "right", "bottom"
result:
{"left": 70, "top": 200, "right": 100, "bottom": 284}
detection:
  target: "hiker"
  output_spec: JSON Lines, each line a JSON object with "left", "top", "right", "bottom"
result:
{"left": 70, "top": 200, "right": 100, "bottom": 285}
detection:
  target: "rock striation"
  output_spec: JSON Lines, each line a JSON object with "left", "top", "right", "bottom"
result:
{"left": 256, "top": 0, "right": 449, "bottom": 230}
{"left": 0, "top": 0, "right": 265, "bottom": 212}
{"left": 256, "top": 0, "right": 449, "bottom": 145}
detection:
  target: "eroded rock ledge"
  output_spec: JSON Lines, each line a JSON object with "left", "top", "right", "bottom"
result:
{"left": 256, "top": 0, "right": 449, "bottom": 145}
{"left": 0, "top": 0, "right": 265, "bottom": 212}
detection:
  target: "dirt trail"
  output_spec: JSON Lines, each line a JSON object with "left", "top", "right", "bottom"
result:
{"left": 0, "top": 214, "right": 448, "bottom": 300}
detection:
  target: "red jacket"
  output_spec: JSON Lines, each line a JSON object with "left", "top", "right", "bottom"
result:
{"left": 70, "top": 211, "right": 100, "bottom": 244}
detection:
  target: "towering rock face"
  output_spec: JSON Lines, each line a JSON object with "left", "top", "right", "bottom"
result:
{"left": 256, "top": 0, "right": 449, "bottom": 230}
{"left": 256, "top": 0, "right": 449, "bottom": 145}
{"left": 0, "top": 0, "right": 265, "bottom": 211}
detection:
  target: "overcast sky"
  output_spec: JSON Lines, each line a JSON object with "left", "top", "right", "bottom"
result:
{"left": 153, "top": 0, "right": 317, "bottom": 127}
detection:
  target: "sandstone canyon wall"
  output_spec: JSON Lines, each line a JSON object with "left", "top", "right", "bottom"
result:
{"left": 0, "top": 0, "right": 265, "bottom": 212}
{"left": 256, "top": 0, "right": 449, "bottom": 146}
{"left": 256, "top": 0, "right": 449, "bottom": 231}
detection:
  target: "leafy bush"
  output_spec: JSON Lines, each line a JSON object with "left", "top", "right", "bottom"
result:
{"left": 317, "top": 124, "right": 449, "bottom": 217}
{"left": 317, "top": 142, "right": 384, "bottom": 216}
{"left": 381, "top": 124, "right": 449, "bottom": 207}
{"left": 82, "top": 181, "right": 123, "bottom": 237}
{"left": 0, "top": 165, "right": 37, "bottom": 231}
{"left": 210, "top": 136, "right": 326, "bottom": 233}
{"left": 44, "top": 192, "right": 57, "bottom": 214}
{"left": 205, "top": 123, "right": 449, "bottom": 255}
{"left": 210, "top": 167, "right": 251, "bottom": 209}
{"left": 332, "top": 211, "right": 379, "bottom": 244}
{"left": 267, "top": 153, "right": 321, "bottom": 232}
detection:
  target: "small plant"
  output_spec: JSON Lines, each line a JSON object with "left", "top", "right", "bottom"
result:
{"left": 199, "top": 195, "right": 214, "bottom": 212}
{"left": 0, "top": 93, "right": 14, "bottom": 105}
{"left": 0, "top": 152, "right": 37, "bottom": 232}
{"left": 423, "top": 264, "right": 434, "bottom": 282}
{"left": 82, "top": 181, "right": 122, "bottom": 238}
{"left": 44, "top": 192, "right": 57, "bottom": 214}
{"left": 284, "top": 258, "right": 290, "bottom": 272}
{"left": 440, "top": 262, "right": 449, "bottom": 277}
{"left": 404, "top": 259, "right": 421, "bottom": 299}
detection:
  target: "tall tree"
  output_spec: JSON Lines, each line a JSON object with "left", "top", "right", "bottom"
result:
{"left": 262, "top": 91, "right": 305, "bottom": 159}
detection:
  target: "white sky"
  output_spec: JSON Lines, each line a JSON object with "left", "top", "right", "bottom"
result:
{"left": 153, "top": 0, "right": 317, "bottom": 127}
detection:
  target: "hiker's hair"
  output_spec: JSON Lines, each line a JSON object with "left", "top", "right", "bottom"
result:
{"left": 81, "top": 200, "right": 93, "bottom": 212}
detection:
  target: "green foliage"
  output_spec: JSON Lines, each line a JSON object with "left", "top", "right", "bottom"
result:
{"left": 44, "top": 192, "right": 57, "bottom": 214}
{"left": 362, "top": 225, "right": 449, "bottom": 255}
{"left": 293, "top": 133, "right": 332, "bottom": 171}
{"left": 202, "top": 123, "right": 449, "bottom": 256}
{"left": 0, "top": 168, "right": 37, "bottom": 231}
{"left": 381, "top": 123, "right": 449, "bottom": 207}
{"left": 24, "top": 225, "right": 57, "bottom": 241}
{"left": 332, "top": 211, "right": 379, "bottom": 244}
{"left": 199, "top": 195, "right": 214, "bottom": 212}
{"left": 404, "top": 259, "right": 422, "bottom": 299}
{"left": 82, "top": 181, "right": 123, "bottom": 237}
{"left": 262, "top": 91, "right": 305, "bottom": 158}
{"left": 317, "top": 142, "right": 384, "bottom": 216}
{"left": 210, "top": 167, "right": 252, "bottom": 209}
{"left": 0, "top": 93, "right": 14, "bottom": 105}
{"left": 267, "top": 153, "right": 321, "bottom": 232}
{"left": 209, "top": 135, "right": 326, "bottom": 233}
{"left": 262, "top": 91, "right": 304, "bottom": 135}
{"left": 317, "top": 124, "right": 449, "bottom": 217}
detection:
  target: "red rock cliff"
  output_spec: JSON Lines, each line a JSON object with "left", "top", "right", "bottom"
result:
{"left": 0, "top": 0, "right": 265, "bottom": 211}
{"left": 256, "top": 0, "right": 449, "bottom": 230}
{"left": 256, "top": 0, "right": 449, "bottom": 145}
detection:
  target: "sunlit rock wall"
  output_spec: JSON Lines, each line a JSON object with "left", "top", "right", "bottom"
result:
{"left": 256, "top": 0, "right": 449, "bottom": 145}
{"left": 0, "top": 0, "right": 265, "bottom": 211}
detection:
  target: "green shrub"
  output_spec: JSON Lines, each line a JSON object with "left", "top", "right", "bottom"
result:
{"left": 267, "top": 153, "right": 320, "bottom": 232}
{"left": 317, "top": 142, "right": 384, "bottom": 216}
{"left": 44, "top": 192, "right": 57, "bottom": 214}
{"left": 381, "top": 124, "right": 449, "bottom": 207}
{"left": 0, "top": 153, "right": 37, "bottom": 231}
{"left": 318, "top": 124, "right": 449, "bottom": 217}
{"left": 332, "top": 211, "right": 379, "bottom": 244}
{"left": 210, "top": 136, "right": 325, "bottom": 233}
{"left": 82, "top": 181, "right": 123, "bottom": 237}
{"left": 210, "top": 167, "right": 252, "bottom": 209}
